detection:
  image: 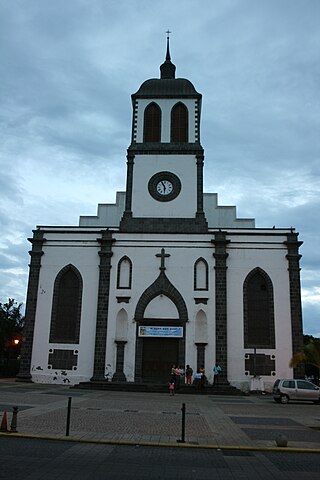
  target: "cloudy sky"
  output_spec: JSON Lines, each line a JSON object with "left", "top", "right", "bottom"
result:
{"left": 1, "top": 0, "right": 319, "bottom": 335}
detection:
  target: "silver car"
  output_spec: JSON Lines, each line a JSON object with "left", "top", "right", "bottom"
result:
{"left": 273, "top": 379, "right": 320, "bottom": 404}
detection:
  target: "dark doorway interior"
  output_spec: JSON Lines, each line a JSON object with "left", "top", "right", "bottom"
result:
{"left": 142, "top": 338, "right": 179, "bottom": 383}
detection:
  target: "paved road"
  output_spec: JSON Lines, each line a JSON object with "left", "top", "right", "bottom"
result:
{"left": 1, "top": 436, "right": 320, "bottom": 480}
{"left": 1, "top": 380, "right": 320, "bottom": 449}
{"left": 1, "top": 379, "right": 320, "bottom": 478}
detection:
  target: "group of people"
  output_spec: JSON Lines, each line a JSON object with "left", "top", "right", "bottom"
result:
{"left": 169, "top": 365, "right": 192, "bottom": 394}
{"left": 169, "top": 363, "right": 222, "bottom": 395}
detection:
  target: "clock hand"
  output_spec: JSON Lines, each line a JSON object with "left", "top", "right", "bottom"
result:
{"left": 161, "top": 181, "right": 166, "bottom": 193}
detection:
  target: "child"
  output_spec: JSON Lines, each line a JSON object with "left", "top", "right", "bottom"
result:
{"left": 169, "top": 381, "right": 175, "bottom": 396}
{"left": 185, "top": 365, "right": 193, "bottom": 385}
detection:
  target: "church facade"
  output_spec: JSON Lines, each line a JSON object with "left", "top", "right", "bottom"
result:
{"left": 18, "top": 42, "right": 304, "bottom": 391}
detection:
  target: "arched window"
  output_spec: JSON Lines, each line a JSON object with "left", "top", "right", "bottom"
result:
{"left": 49, "top": 264, "right": 83, "bottom": 344}
{"left": 194, "top": 258, "right": 208, "bottom": 290}
{"left": 243, "top": 267, "right": 275, "bottom": 348}
{"left": 117, "top": 256, "right": 132, "bottom": 289}
{"left": 171, "top": 102, "right": 188, "bottom": 142}
{"left": 143, "top": 102, "right": 161, "bottom": 142}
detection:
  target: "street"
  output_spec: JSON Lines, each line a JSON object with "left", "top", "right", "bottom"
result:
{"left": 1, "top": 436, "right": 320, "bottom": 480}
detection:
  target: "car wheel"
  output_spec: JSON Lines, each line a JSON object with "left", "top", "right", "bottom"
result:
{"left": 280, "top": 395, "right": 289, "bottom": 404}
{"left": 313, "top": 399, "right": 320, "bottom": 405}
{"left": 274, "top": 398, "right": 281, "bottom": 404}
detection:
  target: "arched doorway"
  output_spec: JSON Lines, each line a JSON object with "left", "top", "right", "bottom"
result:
{"left": 134, "top": 272, "right": 188, "bottom": 383}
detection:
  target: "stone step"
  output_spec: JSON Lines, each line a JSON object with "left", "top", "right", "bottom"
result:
{"left": 73, "top": 381, "right": 244, "bottom": 395}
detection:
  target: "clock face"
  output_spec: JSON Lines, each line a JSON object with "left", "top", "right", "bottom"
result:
{"left": 156, "top": 180, "right": 173, "bottom": 196}
{"left": 148, "top": 171, "right": 181, "bottom": 202}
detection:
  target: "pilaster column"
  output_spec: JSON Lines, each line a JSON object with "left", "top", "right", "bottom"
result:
{"left": 195, "top": 342, "right": 207, "bottom": 371}
{"left": 212, "top": 231, "right": 230, "bottom": 384}
{"left": 285, "top": 232, "right": 304, "bottom": 379}
{"left": 124, "top": 153, "right": 135, "bottom": 214}
{"left": 16, "top": 230, "right": 45, "bottom": 381}
{"left": 196, "top": 154, "right": 204, "bottom": 215}
{"left": 112, "top": 341, "right": 127, "bottom": 382}
{"left": 91, "top": 230, "right": 114, "bottom": 381}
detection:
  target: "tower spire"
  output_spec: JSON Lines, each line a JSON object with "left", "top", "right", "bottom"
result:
{"left": 160, "top": 30, "right": 176, "bottom": 79}
{"left": 165, "top": 30, "right": 171, "bottom": 60}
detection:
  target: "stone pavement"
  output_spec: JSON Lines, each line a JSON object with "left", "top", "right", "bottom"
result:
{"left": 1, "top": 379, "right": 320, "bottom": 451}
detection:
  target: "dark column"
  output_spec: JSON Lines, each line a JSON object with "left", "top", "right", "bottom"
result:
{"left": 16, "top": 230, "right": 45, "bottom": 381}
{"left": 285, "top": 232, "right": 305, "bottom": 379}
{"left": 124, "top": 153, "right": 134, "bottom": 215}
{"left": 134, "top": 335, "right": 143, "bottom": 383}
{"left": 196, "top": 154, "right": 204, "bottom": 215}
{"left": 112, "top": 341, "right": 127, "bottom": 382}
{"left": 212, "top": 231, "right": 230, "bottom": 384}
{"left": 195, "top": 342, "right": 207, "bottom": 371}
{"left": 91, "top": 230, "right": 114, "bottom": 382}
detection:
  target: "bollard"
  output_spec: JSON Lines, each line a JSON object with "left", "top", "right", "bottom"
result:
{"left": 275, "top": 434, "right": 288, "bottom": 447}
{"left": 177, "top": 402, "right": 186, "bottom": 443}
{"left": 10, "top": 406, "right": 18, "bottom": 433}
{"left": 66, "top": 396, "right": 72, "bottom": 437}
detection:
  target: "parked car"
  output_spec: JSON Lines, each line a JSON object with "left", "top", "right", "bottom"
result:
{"left": 273, "top": 379, "right": 320, "bottom": 404}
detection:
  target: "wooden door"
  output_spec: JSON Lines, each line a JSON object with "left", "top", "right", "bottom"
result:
{"left": 142, "top": 338, "right": 179, "bottom": 383}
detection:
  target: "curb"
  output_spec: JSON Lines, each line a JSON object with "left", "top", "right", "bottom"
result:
{"left": 1, "top": 432, "right": 320, "bottom": 454}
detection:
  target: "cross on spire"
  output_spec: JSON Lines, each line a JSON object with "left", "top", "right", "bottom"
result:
{"left": 160, "top": 29, "right": 175, "bottom": 79}
{"left": 156, "top": 248, "right": 170, "bottom": 271}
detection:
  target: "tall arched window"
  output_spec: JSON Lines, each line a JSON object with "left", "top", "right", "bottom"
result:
{"left": 49, "top": 264, "right": 83, "bottom": 343}
{"left": 117, "top": 256, "right": 132, "bottom": 289}
{"left": 143, "top": 102, "right": 161, "bottom": 142}
{"left": 243, "top": 267, "right": 275, "bottom": 348}
{"left": 194, "top": 257, "right": 209, "bottom": 290}
{"left": 171, "top": 102, "right": 188, "bottom": 142}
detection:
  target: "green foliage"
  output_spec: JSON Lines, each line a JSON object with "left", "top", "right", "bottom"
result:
{"left": 290, "top": 337, "right": 320, "bottom": 370}
{"left": 0, "top": 298, "right": 25, "bottom": 355}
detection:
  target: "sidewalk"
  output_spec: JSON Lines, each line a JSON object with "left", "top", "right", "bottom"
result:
{"left": 1, "top": 379, "right": 320, "bottom": 451}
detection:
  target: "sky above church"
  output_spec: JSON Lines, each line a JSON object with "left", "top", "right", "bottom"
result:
{"left": 1, "top": 0, "right": 319, "bottom": 336}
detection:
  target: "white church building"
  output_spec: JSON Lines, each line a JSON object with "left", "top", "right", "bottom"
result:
{"left": 18, "top": 40, "right": 304, "bottom": 392}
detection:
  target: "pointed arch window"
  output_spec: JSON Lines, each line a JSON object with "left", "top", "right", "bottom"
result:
{"left": 243, "top": 267, "right": 275, "bottom": 349}
{"left": 171, "top": 102, "right": 188, "bottom": 142}
{"left": 117, "top": 256, "right": 132, "bottom": 289}
{"left": 194, "top": 258, "right": 208, "bottom": 291}
{"left": 49, "top": 265, "right": 83, "bottom": 344}
{"left": 143, "top": 102, "right": 161, "bottom": 142}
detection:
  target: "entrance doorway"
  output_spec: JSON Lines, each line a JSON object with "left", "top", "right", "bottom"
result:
{"left": 142, "top": 338, "right": 179, "bottom": 383}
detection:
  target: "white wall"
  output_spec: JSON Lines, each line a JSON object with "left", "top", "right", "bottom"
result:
{"left": 31, "top": 231, "right": 100, "bottom": 384}
{"left": 30, "top": 228, "right": 296, "bottom": 391}
{"left": 132, "top": 154, "right": 197, "bottom": 217}
{"left": 226, "top": 234, "right": 293, "bottom": 391}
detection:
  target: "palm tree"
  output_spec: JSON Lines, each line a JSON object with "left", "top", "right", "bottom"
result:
{"left": 290, "top": 338, "right": 320, "bottom": 383}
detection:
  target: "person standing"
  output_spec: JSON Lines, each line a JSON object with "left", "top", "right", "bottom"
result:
{"left": 199, "top": 365, "right": 206, "bottom": 389}
{"left": 185, "top": 365, "right": 193, "bottom": 385}
{"left": 213, "top": 363, "right": 222, "bottom": 385}
{"left": 175, "top": 365, "right": 181, "bottom": 390}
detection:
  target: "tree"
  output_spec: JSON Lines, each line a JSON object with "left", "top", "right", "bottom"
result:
{"left": 290, "top": 336, "right": 320, "bottom": 383}
{"left": 0, "top": 298, "right": 25, "bottom": 359}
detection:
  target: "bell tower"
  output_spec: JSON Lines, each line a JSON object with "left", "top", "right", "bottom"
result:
{"left": 120, "top": 35, "right": 207, "bottom": 233}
